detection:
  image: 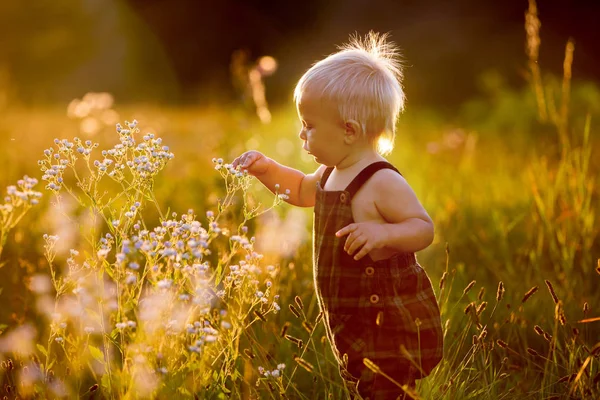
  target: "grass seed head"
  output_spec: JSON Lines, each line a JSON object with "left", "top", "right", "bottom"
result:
{"left": 463, "top": 280, "right": 476, "bottom": 295}
{"left": 294, "top": 357, "right": 314, "bottom": 373}
{"left": 315, "top": 311, "right": 324, "bottom": 325}
{"left": 476, "top": 301, "right": 488, "bottom": 316}
{"left": 302, "top": 321, "right": 314, "bottom": 333}
{"left": 439, "top": 272, "right": 447, "bottom": 290}
{"left": 545, "top": 280, "right": 559, "bottom": 304}
{"left": 521, "top": 286, "right": 539, "bottom": 303}
{"left": 363, "top": 358, "right": 381, "bottom": 374}
{"left": 526, "top": 348, "right": 540, "bottom": 357}
{"left": 280, "top": 322, "right": 290, "bottom": 337}
{"left": 496, "top": 281, "right": 505, "bottom": 302}
{"left": 534, "top": 325, "right": 544, "bottom": 336}
{"left": 294, "top": 295, "right": 304, "bottom": 310}
{"left": 289, "top": 304, "right": 301, "bottom": 318}
{"left": 477, "top": 286, "right": 485, "bottom": 301}
{"left": 254, "top": 310, "right": 267, "bottom": 322}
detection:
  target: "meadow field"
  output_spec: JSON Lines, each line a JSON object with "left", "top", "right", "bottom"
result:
{"left": 0, "top": 12, "right": 599, "bottom": 400}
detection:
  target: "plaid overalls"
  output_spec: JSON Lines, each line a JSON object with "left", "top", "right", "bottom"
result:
{"left": 313, "top": 161, "right": 443, "bottom": 400}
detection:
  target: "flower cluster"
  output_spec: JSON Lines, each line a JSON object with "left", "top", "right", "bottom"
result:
{"left": 0, "top": 176, "right": 42, "bottom": 256}
{"left": 257, "top": 363, "right": 286, "bottom": 379}
{"left": 0, "top": 176, "right": 42, "bottom": 212}
{"left": 97, "top": 121, "right": 174, "bottom": 183}
{"left": 4, "top": 119, "right": 288, "bottom": 398}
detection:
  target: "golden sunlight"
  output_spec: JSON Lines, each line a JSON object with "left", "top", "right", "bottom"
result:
{"left": 377, "top": 136, "right": 394, "bottom": 155}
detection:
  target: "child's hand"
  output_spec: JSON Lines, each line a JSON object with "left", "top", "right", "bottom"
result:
{"left": 335, "top": 222, "right": 388, "bottom": 261}
{"left": 231, "top": 151, "right": 270, "bottom": 177}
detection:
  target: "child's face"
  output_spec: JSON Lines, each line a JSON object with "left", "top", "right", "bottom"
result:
{"left": 296, "top": 91, "right": 347, "bottom": 166}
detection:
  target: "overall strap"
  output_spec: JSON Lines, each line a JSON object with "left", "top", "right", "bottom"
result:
{"left": 320, "top": 167, "right": 335, "bottom": 187}
{"left": 344, "top": 161, "right": 401, "bottom": 198}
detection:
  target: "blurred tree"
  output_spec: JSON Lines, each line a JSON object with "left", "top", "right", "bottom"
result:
{"left": 0, "top": 0, "right": 179, "bottom": 105}
{"left": 0, "top": 1, "right": 95, "bottom": 103}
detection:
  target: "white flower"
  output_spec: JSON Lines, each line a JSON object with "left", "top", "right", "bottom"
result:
{"left": 221, "top": 321, "right": 232, "bottom": 329}
{"left": 157, "top": 279, "right": 172, "bottom": 289}
{"left": 204, "top": 335, "right": 217, "bottom": 343}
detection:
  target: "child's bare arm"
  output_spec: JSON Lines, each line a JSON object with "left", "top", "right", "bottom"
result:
{"left": 232, "top": 151, "right": 326, "bottom": 207}
{"left": 336, "top": 169, "right": 434, "bottom": 259}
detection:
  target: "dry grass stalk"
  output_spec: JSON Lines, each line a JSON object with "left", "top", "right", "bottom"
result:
{"left": 243, "top": 348, "right": 255, "bottom": 359}
{"left": 302, "top": 321, "right": 314, "bottom": 334}
{"left": 315, "top": 311, "right": 324, "bottom": 325}
{"left": 534, "top": 325, "right": 544, "bottom": 336}
{"left": 545, "top": 280, "right": 559, "bottom": 304}
{"left": 555, "top": 301, "right": 567, "bottom": 326}
{"left": 284, "top": 334, "right": 302, "bottom": 347}
{"left": 294, "top": 295, "right": 304, "bottom": 310}
{"left": 558, "top": 38, "right": 575, "bottom": 144}
{"left": 525, "top": 0, "right": 547, "bottom": 121}
{"left": 363, "top": 357, "right": 421, "bottom": 400}
{"left": 496, "top": 281, "right": 505, "bottom": 302}
{"left": 521, "top": 286, "right": 539, "bottom": 304}
{"left": 477, "top": 286, "right": 485, "bottom": 301}
{"left": 289, "top": 304, "right": 301, "bottom": 318}
{"left": 476, "top": 302, "right": 488, "bottom": 316}
{"left": 558, "top": 374, "right": 576, "bottom": 384}
{"left": 254, "top": 310, "right": 267, "bottom": 322}
{"left": 526, "top": 348, "right": 541, "bottom": 357}
{"left": 463, "top": 280, "right": 476, "bottom": 295}
{"left": 280, "top": 322, "right": 290, "bottom": 338}
{"left": 294, "top": 357, "right": 314, "bottom": 373}
{"left": 439, "top": 271, "right": 447, "bottom": 290}
{"left": 464, "top": 302, "right": 475, "bottom": 315}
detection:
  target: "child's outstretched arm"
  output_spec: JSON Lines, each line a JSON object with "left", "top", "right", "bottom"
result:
{"left": 232, "top": 151, "right": 326, "bottom": 207}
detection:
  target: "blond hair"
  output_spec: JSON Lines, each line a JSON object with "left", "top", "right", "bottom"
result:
{"left": 293, "top": 32, "right": 405, "bottom": 154}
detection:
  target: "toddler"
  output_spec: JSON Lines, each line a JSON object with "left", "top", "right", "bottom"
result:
{"left": 232, "top": 32, "right": 443, "bottom": 400}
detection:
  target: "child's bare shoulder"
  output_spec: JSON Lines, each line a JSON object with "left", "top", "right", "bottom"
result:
{"left": 369, "top": 167, "right": 408, "bottom": 188}
{"left": 367, "top": 168, "right": 418, "bottom": 201}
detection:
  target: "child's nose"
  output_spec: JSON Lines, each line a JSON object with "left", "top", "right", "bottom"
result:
{"left": 298, "top": 128, "right": 307, "bottom": 140}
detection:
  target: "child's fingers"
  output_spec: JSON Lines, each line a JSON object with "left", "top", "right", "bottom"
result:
{"left": 336, "top": 223, "right": 356, "bottom": 237}
{"left": 353, "top": 243, "right": 371, "bottom": 260}
{"left": 345, "top": 234, "right": 365, "bottom": 256}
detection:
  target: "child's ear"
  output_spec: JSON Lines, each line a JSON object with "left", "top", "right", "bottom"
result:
{"left": 344, "top": 120, "right": 362, "bottom": 144}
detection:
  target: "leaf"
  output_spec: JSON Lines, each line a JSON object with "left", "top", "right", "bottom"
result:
{"left": 220, "top": 384, "right": 231, "bottom": 394}
{"left": 89, "top": 345, "right": 105, "bottom": 364}
{"left": 101, "top": 373, "right": 111, "bottom": 391}
{"left": 36, "top": 344, "right": 48, "bottom": 357}
{"left": 214, "top": 263, "right": 223, "bottom": 286}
